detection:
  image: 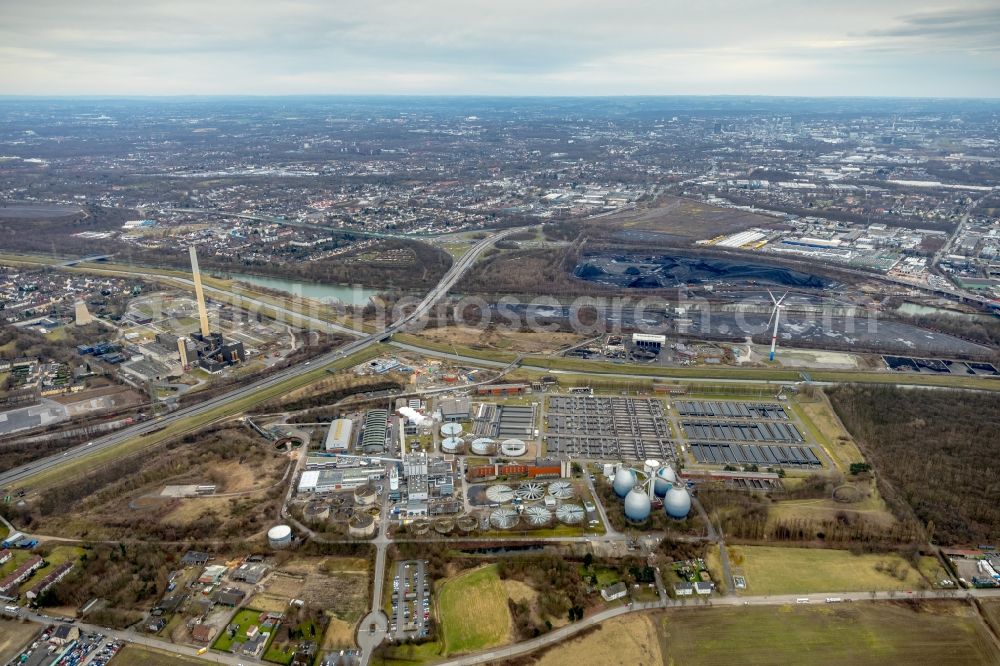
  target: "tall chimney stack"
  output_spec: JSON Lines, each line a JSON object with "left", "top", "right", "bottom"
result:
{"left": 189, "top": 246, "right": 211, "bottom": 338}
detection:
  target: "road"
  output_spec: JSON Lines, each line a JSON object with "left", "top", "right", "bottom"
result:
{"left": 10, "top": 585, "right": 1000, "bottom": 666}
{"left": 355, "top": 488, "right": 394, "bottom": 665}
{"left": 18, "top": 609, "right": 247, "bottom": 665}
{"left": 0, "top": 227, "right": 519, "bottom": 491}
{"left": 431, "top": 587, "right": 1000, "bottom": 666}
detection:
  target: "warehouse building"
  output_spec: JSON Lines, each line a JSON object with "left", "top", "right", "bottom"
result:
{"left": 632, "top": 333, "right": 666, "bottom": 350}
{"left": 439, "top": 397, "right": 471, "bottom": 422}
{"left": 298, "top": 467, "right": 376, "bottom": 494}
{"left": 325, "top": 418, "right": 354, "bottom": 452}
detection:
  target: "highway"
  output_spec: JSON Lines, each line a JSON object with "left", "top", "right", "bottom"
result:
{"left": 0, "top": 227, "right": 519, "bottom": 491}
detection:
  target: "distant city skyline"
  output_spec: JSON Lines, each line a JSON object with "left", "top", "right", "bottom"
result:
{"left": 1, "top": 0, "right": 998, "bottom": 98}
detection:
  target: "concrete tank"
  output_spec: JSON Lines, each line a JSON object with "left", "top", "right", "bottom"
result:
{"left": 471, "top": 438, "right": 496, "bottom": 456}
{"left": 441, "top": 437, "right": 463, "bottom": 454}
{"left": 267, "top": 524, "right": 292, "bottom": 549}
{"left": 624, "top": 488, "right": 652, "bottom": 522}
{"left": 612, "top": 468, "right": 636, "bottom": 498}
{"left": 500, "top": 439, "right": 527, "bottom": 457}
{"left": 440, "top": 422, "right": 463, "bottom": 438}
{"left": 348, "top": 513, "right": 376, "bottom": 538}
{"left": 664, "top": 483, "right": 692, "bottom": 519}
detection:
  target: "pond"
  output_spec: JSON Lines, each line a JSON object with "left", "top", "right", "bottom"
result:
{"left": 219, "top": 272, "right": 379, "bottom": 305}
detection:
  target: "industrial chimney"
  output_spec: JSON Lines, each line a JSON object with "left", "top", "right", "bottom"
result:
{"left": 188, "top": 246, "right": 211, "bottom": 338}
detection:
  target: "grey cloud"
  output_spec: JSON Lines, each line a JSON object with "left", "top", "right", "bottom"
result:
{"left": 0, "top": 0, "right": 996, "bottom": 96}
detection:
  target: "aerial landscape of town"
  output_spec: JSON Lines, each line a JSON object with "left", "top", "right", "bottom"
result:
{"left": 1, "top": 2, "right": 1000, "bottom": 666}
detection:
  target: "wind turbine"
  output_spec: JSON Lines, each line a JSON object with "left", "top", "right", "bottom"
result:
{"left": 766, "top": 290, "right": 789, "bottom": 362}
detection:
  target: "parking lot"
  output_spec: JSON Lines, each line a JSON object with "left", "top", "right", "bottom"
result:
{"left": 545, "top": 395, "right": 675, "bottom": 460}
{"left": 79, "top": 636, "right": 122, "bottom": 666}
{"left": 390, "top": 560, "right": 431, "bottom": 642}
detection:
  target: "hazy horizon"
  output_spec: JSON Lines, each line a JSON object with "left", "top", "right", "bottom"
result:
{"left": 2, "top": 1, "right": 998, "bottom": 98}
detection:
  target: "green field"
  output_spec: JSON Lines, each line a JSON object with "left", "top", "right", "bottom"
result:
{"left": 111, "top": 644, "right": 211, "bottom": 666}
{"left": 437, "top": 564, "right": 511, "bottom": 655}
{"left": 722, "top": 546, "right": 927, "bottom": 595}
{"left": 212, "top": 609, "right": 266, "bottom": 652}
{"left": 660, "top": 602, "right": 998, "bottom": 666}
{"left": 372, "top": 640, "right": 446, "bottom": 666}
{"left": 19, "top": 546, "right": 86, "bottom": 594}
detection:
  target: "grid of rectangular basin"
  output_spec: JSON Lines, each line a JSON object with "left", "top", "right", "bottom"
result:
{"left": 497, "top": 405, "right": 535, "bottom": 438}
{"left": 680, "top": 421, "right": 802, "bottom": 443}
{"left": 545, "top": 395, "right": 674, "bottom": 460}
{"left": 474, "top": 404, "right": 536, "bottom": 438}
{"left": 689, "top": 442, "right": 820, "bottom": 466}
{"left": 673, "top": 401, "right": 789, "bottom": 420}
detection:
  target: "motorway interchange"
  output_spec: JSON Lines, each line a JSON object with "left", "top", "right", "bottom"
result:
{"left": 0, "top": 227, "right": 517, "bottom": 491}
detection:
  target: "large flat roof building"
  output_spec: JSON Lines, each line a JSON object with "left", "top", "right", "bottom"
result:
{"left": 325, "top": 418, "right": 354, "bottom": 451}
{"left": 439, "top": 397, "right": 471, "bottom": 422}
{"left": 298, "top": 467, "right": 376, "bottom": 494}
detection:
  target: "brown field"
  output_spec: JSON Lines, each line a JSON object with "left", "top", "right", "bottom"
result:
{"left": 213, "top": 459, "right": 282, "bottom": 493}
{"left": 253, "top": 571, "right": 306, "bottom": 612}
{"left": 530, "top": 613, "right": 662, "bottom": 666}
{"left": 111, "top": 644, "right": 210, "bottom": 666}
{"left": 322, "top": 615, "right": 357, "bottom": 650}
{"left": 501, "top": 578, "right": 570, "bottom": 630}
{"left": 30, "top": 425, "right": 290, "bottom": 540}
{"left": 50, "top": 384, "right": 140, "bottom": 405}
{"left": 721, "top": 546, "right": 927, "bottom": 595}
{"left": 795, "top": 393, "right": 867, "bottom": 473}
{"left": 0, "top": 620, "right": 39, "bottom": 664}
{"left": 660, "top": 602, "right": 998, "bottom": 666}
{"left": 160, "top": 496, "right": 237, "bottom": 524}
{"left": 767, "top": 492, "right": 896, "bottom": 529}
{"left": 593, "top": 195, "right": 779, "bottom": 242}
{"left": 416, "top": 326, "right": 585, "bottom": 354}
{"left": 275, "top": 557, "right": 369, "bottom": 623}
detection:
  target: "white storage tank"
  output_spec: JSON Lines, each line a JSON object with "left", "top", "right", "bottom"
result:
{"left": 664, "top": 483, "right": 692, "bottom": 519}
{"left": 624, "top": 487, "right": 652, "bottom": 522}
{"left": 268, "top": 524, "right": 292, "bottom": 549}
{"left": 612, "top": 468, "right": 636, "bottom": 498}
{"left": 653, "top": 466, "right": 677, "bottom": 498}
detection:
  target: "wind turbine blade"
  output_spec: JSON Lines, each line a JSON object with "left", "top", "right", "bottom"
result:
{"left": 776, "top": 291, "right": 789, "bottom": 306}
{"left": 767, "top": 289, "right": 777, "bottom": 305}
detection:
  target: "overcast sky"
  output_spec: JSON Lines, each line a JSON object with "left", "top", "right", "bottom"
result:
{"left": 1, "top": 0, "right": 997, "bottom": 97}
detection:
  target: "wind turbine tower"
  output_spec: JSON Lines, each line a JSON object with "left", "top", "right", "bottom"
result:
{"left": 767, "top": 290, "right": 789, "bottom": 362}
{"left": 188, "top": 246, "right": 211, "bottom": 338}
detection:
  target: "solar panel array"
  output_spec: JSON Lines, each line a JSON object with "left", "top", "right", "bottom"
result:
{"left": 690, "top": 442, "right": 820, "bottom": 466}
{"left": 681, "top": 421, "right": 802, "bottom": 443}
{"left": 674, "top": 401, "right": 789, "bottom": 420}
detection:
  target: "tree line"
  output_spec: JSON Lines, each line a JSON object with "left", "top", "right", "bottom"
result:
{"left": 829, "top": 384, "right": 1000, "bottom": 545}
